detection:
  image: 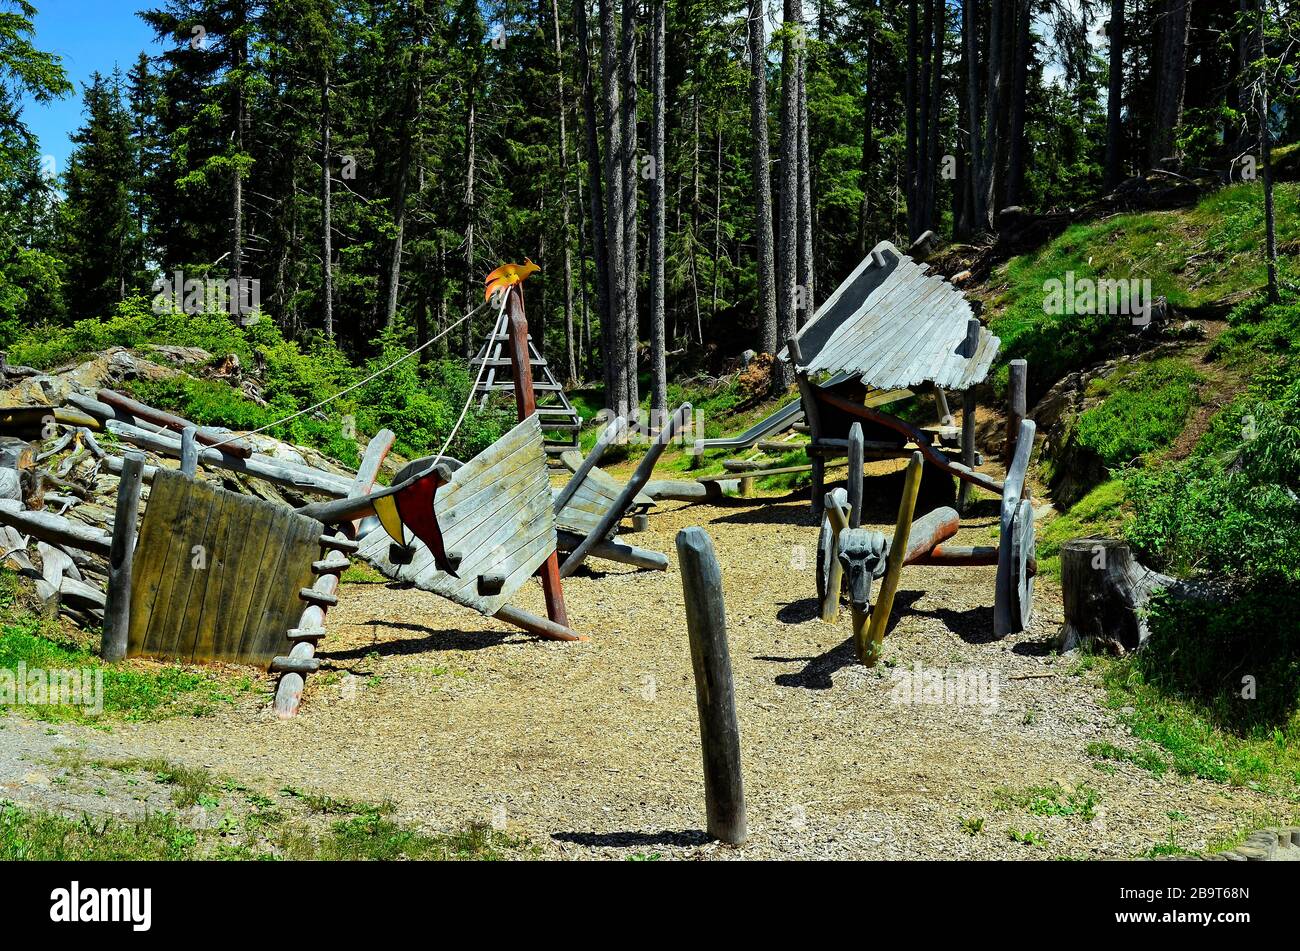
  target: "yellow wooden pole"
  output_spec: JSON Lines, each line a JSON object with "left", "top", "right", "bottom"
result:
{"left": 821, "top": 497, "right": 849, "bottom": 623}
{"left": 862, "top": 451, "right": 924, "bottom": 665}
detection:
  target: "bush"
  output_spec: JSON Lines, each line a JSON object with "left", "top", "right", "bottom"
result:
{"left": 6, "top": 302, "right": 509, "bottom": 466}
{"left": 1075, "top": 358, "right": 1201, "bottom": 468}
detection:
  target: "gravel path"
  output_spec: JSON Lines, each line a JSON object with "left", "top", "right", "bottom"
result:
{"left": 5, "top": 477, "right": 1292, "bottom": 859}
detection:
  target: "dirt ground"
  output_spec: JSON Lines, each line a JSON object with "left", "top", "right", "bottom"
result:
{"left": 4, "top": 464, "right": 1293, "bottom": 859}
{"left": 3, "top": 261, "right": 1285, "bottom": 861}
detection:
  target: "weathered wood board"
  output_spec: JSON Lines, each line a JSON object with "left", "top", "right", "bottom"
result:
{"left": 127, "top": 468, "right": 323, "bottom": 666}
{"left": 356, "top": 415, "right": 558, "bottom": 615}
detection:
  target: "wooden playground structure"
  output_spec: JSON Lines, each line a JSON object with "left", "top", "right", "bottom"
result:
{"left": 0, "top": 242, "right": 1038, "bottom": 728}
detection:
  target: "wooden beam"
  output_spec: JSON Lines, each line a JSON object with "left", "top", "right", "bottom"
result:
{"left": 506, "top": 285, "right": 568, "bottom": 627}
{"left": 553, "top": 413, "right": 628, "bottom": 515}
{"left": 101, "top": 452, "right": 144, "bottom": 661}
{"left": 676, "top": 526, "right": 746, "bottom": 845}
{"left": 862, "top": 451, "right": 923, "bottom": 665}
{"left": 97, "top": 388, "right": 254, "bottom": 458}
{"left": 0, "top": 501, "right": 112, "bottom": 557}
{"left": 1004, "top": 359, "right": 1027, "bottom": 468}
{"left": 559, "top": 402, "right": 692, "bottom": 577}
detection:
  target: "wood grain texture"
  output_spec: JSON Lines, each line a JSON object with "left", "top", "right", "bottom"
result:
{"left": 127, "top": 468, "right": 323, "bottom": 665}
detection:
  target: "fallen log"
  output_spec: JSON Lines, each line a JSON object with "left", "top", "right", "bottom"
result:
{"left": 97, "top": 387, "right": 253, "bottom": 458}
{"left": 103, "top": 419, "right": 352, "bottom": 497}
{"left": 0, "top": 501, "right": 112, "bottom": 558}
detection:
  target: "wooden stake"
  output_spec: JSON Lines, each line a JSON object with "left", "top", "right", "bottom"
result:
{"left": 506, "top": 285, "right": 569, "bottom": 627}
{"left": 180, "top": 426, "right": 198, "bottom": 477}
{"left": 1005, "top": 359, "right": 1027, "bottom": 467}
{"left": 676, "top": 526, "right": 746, "bottom": 845}
{"left": 862, "top": 451, "right": 924, "bottom": 665}
{"left": 820, "top": 493, "right": 848, "bottom": 623}
{"left": 102, "top": 452, "right": 144, "bottom": 661}
{"left": 847, "top": 422, "right": 864, "bottom": 528}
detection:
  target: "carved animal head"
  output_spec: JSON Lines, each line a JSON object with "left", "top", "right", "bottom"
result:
{"left": 837, "top": 528, "right": 890, "bottom": 610}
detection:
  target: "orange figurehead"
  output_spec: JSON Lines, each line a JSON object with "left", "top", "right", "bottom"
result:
{"left": 484, "top": 258, "right": 540, "bottom": 301}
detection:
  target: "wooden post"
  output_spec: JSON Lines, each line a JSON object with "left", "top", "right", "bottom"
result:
{"left": 787, "top": 336, "right": 825, "bottom": 519}
{"left": 862, "top": 451, "right": 923, "bottom": 665}
{"left": 676, "top": 526, "right": 746, "bottom": 846}
{"left": 559, "top": 402, "right": 692, "bottom": 577}
{"left": 506, "top": 284, "right": 568, "bottom": 627}
{"left": 958, "top": 388, "right": 977, "bottom": 513}
{"left": 179, "top": 426, "right": 198, "bottom": 477}
{"left": 101, "top": 452, "right": 144, "bottom": 661}
{"left": 274, "top": 430, "right": 396, "bottom": 717}
{"left": 1005, "top": 359, "right": 1027, "bottom": 467}
{"left": 933, "top": 386, "right": 953, "bottom": 425}
{"left": 820, "top": 492, "right": 848, "bottom": 623}
{"left": 847, "top": 422, "right": 864, "bottom": 528}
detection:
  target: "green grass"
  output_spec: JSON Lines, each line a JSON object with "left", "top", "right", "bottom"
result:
{"left": 0, "top": 799, "right": 526, "bottom": 861}
{"left": 0, "top": 570, "right": 252, "bottom": 723}
{"left": 1037, "top": 479, "right": 1127, "bottom": 578}
{"left": 994, "top": 782, "right": 1100, "bottom": 822}
{"left": 1100, "top": 656, "right": 1300, "bottom": 796}
{"left": 1075, "top": 358, "right": 1202, "bottom": 467}
{"left": 987, "top": 181, "right": 1300, "bottom": 399}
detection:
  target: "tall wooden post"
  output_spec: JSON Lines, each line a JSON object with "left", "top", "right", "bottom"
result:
{"left": 180, "top": 426, "right": 198, "bottom": 477}
{"left": 676, "top": 526, "right": 747, "bottom": 845}
{"left": 958, "top": 388, "right": 977, "bottom": 513}
{"left": 862, "top": 451, "right": 923, "bottom": 665}
{"left": 506, "top": 285, "right": 569, "bottom": 627}
{"left": 102, "top": 452, "right": 144, "bottom": 661}
{"left": 1005, "top": 359, "right": 1027, "bottom": 467}
{"left": 846, "top": 422, "right": 864, "bottom": 528}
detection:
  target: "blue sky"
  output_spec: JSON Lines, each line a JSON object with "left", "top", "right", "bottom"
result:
{"left": 18, "top": 1, "right": 161, "bottom": 175}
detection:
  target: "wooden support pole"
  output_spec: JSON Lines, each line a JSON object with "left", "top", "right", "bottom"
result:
{"left": 958, "top": 388, "right": 977, "bottom": 513}
{"left": 179, "top": 426, "right": 198, "bottom": 477}
{"left": 846, "top": 422, "right": 864, "bottom": 528}
{"left": 787, "top": 336, "right": 826, "bottom": 520}
{"left": 862, "top": 451, "right": 924, "bottom": 665}
{"left": 560, "top": 402, "right": 692, "bottom": 578}
{"left": 1005, "top": 359, "right": 1027, "bottom": 467}
{"left": 96, "top": 388, "right": 253, "bottom": 457}
{"left": 273, "top": 429, "right": 395, "bottom": 718}
{"left": 820, "top": 492, "right": 849, "bottom": 623}
{"left": 506, "top": 285, "right": 568, "bottom": 627}
{"left": 676, "top": 527, "right": 746, "bottom": 846}
{"left": 102, "top": 452, "right": 144, "bottom": 661}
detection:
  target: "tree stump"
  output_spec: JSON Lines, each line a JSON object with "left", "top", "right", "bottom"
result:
{"left": 1059, "top": 537, "right": 1175, "bottom": 653}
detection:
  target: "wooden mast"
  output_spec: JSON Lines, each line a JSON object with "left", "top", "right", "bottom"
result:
{"left": 505, "top": 284, "right": 569, "bottom": 627}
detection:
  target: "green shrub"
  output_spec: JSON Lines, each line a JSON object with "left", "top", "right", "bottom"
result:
{"left": 1075, "top": 359, "right": 1200, "bottom": 467}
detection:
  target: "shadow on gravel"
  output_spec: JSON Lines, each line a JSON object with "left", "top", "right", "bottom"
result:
{"left": 907, "top": 600, "right": 998, "bottom": 644}
{"left": 551, "top": 829, "right": 710, "bottom": 849}
{"left": 776, "top": 597, "right": 820, "bottom": 624}
{"left": 321, "top": 620, "right": 518, "bottom": 662}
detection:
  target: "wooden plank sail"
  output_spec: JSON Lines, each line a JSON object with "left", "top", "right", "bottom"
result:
{"left": 354, "top": 415, "right": 558, "bottom": 615}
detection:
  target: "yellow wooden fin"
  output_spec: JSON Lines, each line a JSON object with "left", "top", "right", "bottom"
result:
{"left": 373, "top": 494, "right": 406, "bottom": 546}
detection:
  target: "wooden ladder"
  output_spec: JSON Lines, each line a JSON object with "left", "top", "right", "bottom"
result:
{"left": 471, "top": 307, "right": 581, "bottom": 454}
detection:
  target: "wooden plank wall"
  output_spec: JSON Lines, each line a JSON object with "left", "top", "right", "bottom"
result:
{"left": 127, "top": 468, "right": 323, "bottom": 666}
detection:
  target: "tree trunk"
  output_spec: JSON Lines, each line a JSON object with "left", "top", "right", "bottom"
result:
{"left": 1149, "top": 0, "right": 1191, "bottom": 168}
{"left": 1059, "top": 538, "right": 1176, "bottom": 653}
{"left": 650, "top": 0, "right": 667, "bottom": 419}
{"left": 1104, "top": 0, "right": 1125, "bottom": 190}
{"left": 551, "top": 0, "right": 578, "bottom": 384}
{"left": 796, "top": 39, "right": 814, "bottom": 319}
{"left": 905, "top": 0, "right": 919, "bottom": 239}
{"left": 599, "top": 0, "right": 628, "bottom": 413}
{"left": 748, "top": 0, "right": 777, "bottom": 355}
{"left": 856, "top": 4, "right": 877, "bottom": 254}
{"left": 576, "top": 0, "right": 609, "bottom": 374}
{"left": 774, "top": 0, "right": 802, "bottom": 392}
{"left": 924, "top": 0, "right": 945, "bottom": 231}
{"left": 963, "top": 0, "right": 986, "bottom": 233}
{"left": 1004, "top": 0, "right": 1030, "bottom": 207}
{"left": 463, "top": 53, "right": 480, "bottom": 359}
{"left": 621, "top": 0, "right": 639, "bottom": 412}
{"left": 982, "top": 0, "right": 1009, "bottom": 227}
{"left": 1255, "top": 0, "right": 1278, "bottom": 300}
{"left": 320, "top": 66, "right": 334, "bottom": 340}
